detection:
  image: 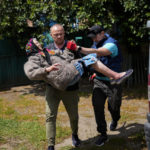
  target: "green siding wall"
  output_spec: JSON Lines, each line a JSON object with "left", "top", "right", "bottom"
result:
{"left": 0, "top": 40, "right": 30, "bottom": 89}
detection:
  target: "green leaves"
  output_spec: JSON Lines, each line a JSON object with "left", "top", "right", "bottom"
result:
{"left": 0, "top": 0, "right": 149, "bottom": 48}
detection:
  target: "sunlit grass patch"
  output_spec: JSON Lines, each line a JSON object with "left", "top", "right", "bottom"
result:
{"left": 0, "top": 118, "right": 72, "bottom": 149}
{"left": 78, "top": 97, "right": 92, "bottom": 111}
{"left": 59, "top": 145, "right": 73, "bottom": 150}
{"left": 0, "top": 94, "right": 45, "bottom": 123}
{"left": 0, "top": 91, "right": 72, "bottom": 149}
{"left": 57, "top": 114, "right": 70, "bottom": 125}
{"left": 0, "top": 118, "right": 46, "bottom": 149}
{"left": 120, "top": 99, "right": 147, "bottom": 122}
{"left": 58, "top": 102, "right": 67, "bottom": 112}
{"left": 0, "top": 98, "right": 4, "bottom": 114}
{"left": 121, "top": 104, "right": 138, "bottom": 112}
{"left": 4, "top": 107, "right": 17, "bottom": 115}
{"left": 79, "top": 91, "right": 92, "bottom": 98}
{"left": 82, "top": 114, "right": 93, "bottom": 118}
{"left": 16, "top": 94, "right": 40, "bottom": 107}
{"left": 16, "top": 114, "right": 39, "bottom": 121}
{"left": 0, "top": 98, "right": 19, "bottom": 120}
{"left": 56, "top": 122, "right": 71, "bottom": 143}
{"left": 120, "top": 111, "right": 138, "bottom": 123}
{"left": 0, "top": 84, "right": 148, "bottom": 150}
{"left": 0, "top": 136, "right": 7, "bottom": 145}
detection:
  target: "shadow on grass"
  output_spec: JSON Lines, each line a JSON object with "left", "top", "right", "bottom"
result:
{"left": 16, "top": 83, "right": 148, "bottom": 100}
{"left": 17, "top": 78, "right": 93, "bottom": 98}
{"left": 23, "top": 81, "right": 46, "bottom": 96}
{"left": 0, "top": 78, "right": 147, "bottom": 100}
{"left": 0, "top": 81, "right": 46, "bottom": 97}
{"left": 23, "top": 82, "right": 147, "bottom": 99}
{"left": 61, "top": 123, "right": 146, "bottom": 150}
{"left": 7, "top": 81, "right": 46, "bottom": 97}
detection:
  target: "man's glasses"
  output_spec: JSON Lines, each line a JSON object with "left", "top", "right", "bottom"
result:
{"left": 52, "top": 33, "right": 64, "bottom": 37}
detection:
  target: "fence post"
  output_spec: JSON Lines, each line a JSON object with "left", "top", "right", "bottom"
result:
{"left": 144, "top": 20, "right": 150, "bottom": 150}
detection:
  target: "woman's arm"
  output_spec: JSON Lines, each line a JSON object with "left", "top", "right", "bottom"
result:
{"left": 24, "top": 54, "right": 59, "bottom": 81}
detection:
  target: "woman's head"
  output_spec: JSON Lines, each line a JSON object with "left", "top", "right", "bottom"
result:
{"left": 25, "top": 38, "right": 43, "bottom": 55}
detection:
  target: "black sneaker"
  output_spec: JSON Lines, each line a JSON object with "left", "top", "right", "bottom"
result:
{"left": 72, "top": 134, "right": 81, "bottom": 147}
{"left": 48, "top": 146, "right": 54, "bottom": 150}
{"left": 110, "top": 120, "right": 118, "bottom": 131}
{"left": 95, "top": 134, "right": 108, "bottom": 146}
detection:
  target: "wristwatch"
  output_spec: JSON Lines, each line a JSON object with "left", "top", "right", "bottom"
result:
{"left": 78, "top": 46, "right": 82, "bottom": 52}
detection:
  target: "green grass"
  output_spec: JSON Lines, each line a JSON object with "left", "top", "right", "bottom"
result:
{"left": 79, "top": 91, "right": 92, "bottom": 98}
{"left": 0, "top": 93, "right": 71, "bottom": 149}
{"left": 0, "top": 118, "right": 71, "bottom": 150}
{"left": 0, "top": 136, "right": 6, "bottom": 144}
{"left": 4, "top": 106, "right": 17, "bottom": 115}
{"left": 0, "top": 118, "right": 46, "bottom": 149}
{"left": 56, "top": 123, "right": 71, "bottom": 143}
{"left": 0, "top": 85, "right": 148, "bottom": 150}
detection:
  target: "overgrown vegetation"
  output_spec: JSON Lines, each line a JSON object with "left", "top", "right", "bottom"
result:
{"left": 0, "top": 94, "right": 71, "bottom": 150}
{"left": 0, "top": 0, "right": 149, "bottom": 49}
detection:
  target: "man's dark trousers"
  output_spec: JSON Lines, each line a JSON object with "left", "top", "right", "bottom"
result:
{"left": 92, "top": 79, "right": 122, "bottom": 134}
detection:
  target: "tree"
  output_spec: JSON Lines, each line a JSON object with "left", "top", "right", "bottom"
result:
{"left": 74, "top": 0, "right": 150, "bottom": 48}
{"left": 0, "top": 0, "right": 149, "bottom": 49}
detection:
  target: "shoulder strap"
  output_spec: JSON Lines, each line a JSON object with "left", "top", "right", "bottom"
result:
{"left": 43, "top": 48, "right": 52, "bottom": 65}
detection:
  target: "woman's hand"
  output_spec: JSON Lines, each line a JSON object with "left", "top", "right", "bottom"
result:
{"left": 45, "top": 63, "right": 60, "bottom": 72}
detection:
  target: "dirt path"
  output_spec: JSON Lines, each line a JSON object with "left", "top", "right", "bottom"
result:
{"left": 0, "top": 84, "right": 148, "bottom": 150}
{"left": 56, "top": 101, "right": 147, "bottom": 150}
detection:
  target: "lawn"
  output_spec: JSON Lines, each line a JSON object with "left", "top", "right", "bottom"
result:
{"left": 0, "top": 83, "right": 148, "bottom": 150}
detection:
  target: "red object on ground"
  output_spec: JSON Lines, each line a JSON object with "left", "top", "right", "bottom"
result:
{"left": 67, "top": 41, "right": 77, "bottom": 51}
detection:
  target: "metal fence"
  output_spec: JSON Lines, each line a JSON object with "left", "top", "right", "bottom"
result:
{"left": 0, "top": 39, "right": 30, "bottom": 89}
{"left": 122, "top": 52, "right": 148, "bottom": 87}
{"left": 0, "top": 38, "right": 148, "bottom": 89}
